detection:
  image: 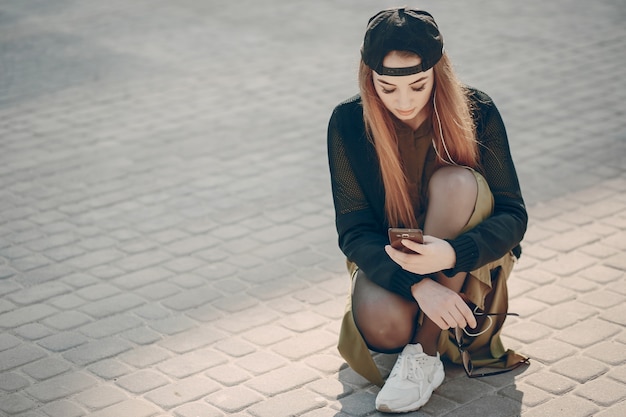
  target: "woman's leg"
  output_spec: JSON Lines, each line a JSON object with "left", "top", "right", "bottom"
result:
{"left": 413, "top": 166, "right": 478, "bottom": 355}
{"left": 352, "top": 269, "right": 419, "bottom": 353}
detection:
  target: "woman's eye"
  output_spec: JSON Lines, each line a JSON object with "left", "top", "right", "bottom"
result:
{"left": 412, "top": 85, "right": 426, "bottom": 92}
{"left": 382, "top": 88, "right": 395, "bottom": 94}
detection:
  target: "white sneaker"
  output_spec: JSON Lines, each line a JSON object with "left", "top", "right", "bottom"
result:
{"left": 375, "top": 343, "right": 445, "bottom": 413}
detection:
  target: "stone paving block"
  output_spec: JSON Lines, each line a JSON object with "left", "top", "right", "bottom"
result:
{"left": 162, "top": 256, "right": 205, "bottom": 273}
{"left": 144, "top": 375, "right": 220, "bottom": 410}
{"left": 524, "top": 370, "right": 578, "bottom": 396}
{"left": 596, "top": 401, "right": 626, "bottom": 417}
{"left": 111, "top": 267, "right": 172, "bottom": 290}
{"left": 0, "top": 280, "right": 21, "bottom": 298}
{"left": 247, "top": 389, "right": 326, "bottom": 417}
{"left": 205, "top": 364, "right": 251, "bottom": 387}
{"left": 118, "top": 345, "right": 171, "bottom": 368}
{"left": 0, "top": 344, "right": 47, "bottom": 372}
{"left": 206, "top": 386, "right": 264, "bottom": 414}
{"left": 530, "top": 300, "right": 597, "bottom": 330}
{"left": 307, "top": 377, "right": 353, "bottom": 400}
{"left": 551, "top": 356, "right": 609, "bottom": 383}
{"left": 78, "top": 314, "right": 142, "bottom": 338}
{"left": 113, "top": 250, "right": 173, "bottom": 272}
{"left": 7, "top": 282, "right": 71, "bottom": 305}
{"left": 158, "top": 326, "right": 226, "bottom": 354}
{"left": 40, "top": 399, "right": 85, "bottom": 417}
{"left": 522, "top": 395, "right": 599, "bottom": 417}
{"left": 585, "top": 341, "right": 626, "bottom": 366}
{"left": 48, "top": 293, "right": 87, "bottom": 310}
{"left": 25, "top": 371, "right": 98, "bottom": 402}
{"left": 87, "top": 359, "right": 133, "bottom": 381}
{"left": 500, "top": 321, "right": 552, "bottom": 344}
{"left": 115, "top": 369, "right": 170, "bottom": 394}
{"left": 37, "top": 331, "right": 89, "bottom": 352}
{"left": 79, "top": 293, "right": 146, "bottom": 318}
{"left": 555, "top": 318, "right": 621, "bottom": 348}
{"left": 604, "top": 252, "right": 626, "bottom": 271}
{"left": 523, "top": 339, "right": 578, "bottom": 365}
{"left": 0, "top": 334, "right": 21, "bottom": 351}
{"left": 0, "top": 372, "right": 30, "bottom": 392}
{"left": 278, "top": 311, "right": 328, "bottom": 332}
{"left": 271, "top": 329, "right": 336, "bottom": 361}
{"left": 0, "top": 392, "right": 37, "bottom": 414}
{"left": 235, "top": 351, "right": 288, "bottom": 376}
{"left": 528, "top": 284, "right": 578, "bottom": 308}
{"left": 214, "top": 305, "right": 279, "bottom": 334}
{"left": 579, "top": 265, "right": 623, "bottom": 286}
{"left": 541, "top": 252, "right": 599, "bottom": 276}
{"left": 499, "top": 381, "right": 551, "bottom": 408}
{"left": 575, "top": 378, "right": 626, "bottom": 407}
{"left": 161, "top": 285, "right": 220, "bottom": 311}
{"left": 63, "top": 337, "right": 133, "bottom": 366}
{"left": 600, "top": 304, "right": 626, "bottom": 326}
{"left": 173, "top": 402, "right": 223, "bottom": 417}
{"left": 214, "top": 337, "right": 256, "bottom": 358}
{"left": 540, "top": 229, "right": 602, "bottom": 252}
{"left": 43, "top": 310, "right": 92, "bottom": 331}
{"left": 245, "top": 363, "right": 320, "bottom": 396}
{"left": 65, "top": 249, "right": 125, "bottom": 270}
{"left": 73, "top": 385, "right": 128, "bottom": 410}
{"left": 0, "top": 304, "right": 59, "bottom": 329}
{"left": 13, "top": 323, "right": 52, "bottom": 340}
{"left": 579, "top": 289, "right": 625, "bottom": 309}
{"left": 135, "top": 282, "right": 180, "bottom": 301}
{"left": 22, "top": 357, "right": 72, "bottom": 381}
{"left": 120, "top": 326, "right": 163, "bottom": 345}
{"left": 443, "top": 395, "right": 523, "bottom": 417}
{"left": 506, "top": 297, "right": 548, "bottom": 318}
{"left": 437, "top": 377, "right": 494, "bottom": 404}
{"left": 89, "top": 399, "right": 160, "bottom": 417}
{"left": 157, "top": 349, "right": 228, "bottom": 379}
{"left": 147, "top": 314, "right": 198, "bottom": 336}
{"left": 305, "top": 354, "right": 346, "bottom": 376}
{"left": 75, "top": 283, "right": 120, "bottom": 301}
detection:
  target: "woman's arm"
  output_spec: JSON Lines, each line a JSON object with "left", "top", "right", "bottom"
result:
{"left": 444, "top": 91, "right": 528, "bottom": 275}
{"left": 328, "top": 103, "right": 428, "bottom": 299}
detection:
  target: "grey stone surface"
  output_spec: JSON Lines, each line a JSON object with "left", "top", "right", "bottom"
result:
{"left": 0, "top": 0, "right": 624, "bottom": 416}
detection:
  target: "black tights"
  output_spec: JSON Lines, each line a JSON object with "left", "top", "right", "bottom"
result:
{"left": 352, "top": 269, "right": 419, "bottom": 353}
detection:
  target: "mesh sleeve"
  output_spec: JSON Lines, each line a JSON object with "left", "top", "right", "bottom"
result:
{"left": 327, "top": 104, "right": 427, "bottom": 299}
{"left": 445, "top": 92, "right": 528, "bottom": 274}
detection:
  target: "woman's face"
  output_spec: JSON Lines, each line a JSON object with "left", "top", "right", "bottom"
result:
{"left": 372, "top": 51, "right": 434, "bottom": 129}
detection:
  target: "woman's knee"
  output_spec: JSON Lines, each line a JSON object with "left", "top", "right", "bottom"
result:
{"left": 428, "top": 166, "right": 478, "bottom": 204}
{"left": 355, "top": 310, "right": 414, "bottom": 352}
{"left": 352, "top": 272, "right": 417, "bottom": 351}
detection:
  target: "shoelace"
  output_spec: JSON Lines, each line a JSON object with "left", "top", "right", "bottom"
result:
{"left": 390, "top": 351, "right": 429, "bottom": 383}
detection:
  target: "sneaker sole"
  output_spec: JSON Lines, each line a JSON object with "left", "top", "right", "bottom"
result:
{"left": 376, "top": 367, "right": 445, "bottom": 413}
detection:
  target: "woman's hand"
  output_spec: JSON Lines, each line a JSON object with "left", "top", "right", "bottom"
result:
{"left": 384, "top": 235, "right": 456, "bottom": 275}
{"left": 411, "top": 279, "right": 477, "bottom": 330}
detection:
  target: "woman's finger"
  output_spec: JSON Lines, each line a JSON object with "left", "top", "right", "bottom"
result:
{"left": 458, "top": 301, "right": 477, "bottom": 329}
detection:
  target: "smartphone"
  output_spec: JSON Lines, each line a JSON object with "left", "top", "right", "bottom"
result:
{"left": 388, "top": 228, "right": 424, "bottom": 253}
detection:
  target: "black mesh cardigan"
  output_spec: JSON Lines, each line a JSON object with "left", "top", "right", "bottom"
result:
{"left": 327, "top": 87, "right": 527, "bottom": 300}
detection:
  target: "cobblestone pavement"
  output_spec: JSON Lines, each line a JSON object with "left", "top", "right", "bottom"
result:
{"left": 0, "top": 0, "right": 624, "bottom": 416}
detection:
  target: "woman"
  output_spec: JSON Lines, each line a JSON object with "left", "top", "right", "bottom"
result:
{"left": 327, "top": 8, "right": 528, "bottom": 413}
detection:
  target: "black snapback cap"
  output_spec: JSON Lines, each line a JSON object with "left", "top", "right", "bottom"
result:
{"left": 361, "top": 8, "right": 444, "bottom": 76}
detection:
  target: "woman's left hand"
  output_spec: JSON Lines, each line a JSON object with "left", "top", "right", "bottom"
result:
{"left": 385, "top": 235, "right": 456, "bottom": 275}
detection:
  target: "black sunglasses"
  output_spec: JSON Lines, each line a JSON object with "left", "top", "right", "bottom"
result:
{"left": 454, "top": 307, "right": 528, "bottom": 378}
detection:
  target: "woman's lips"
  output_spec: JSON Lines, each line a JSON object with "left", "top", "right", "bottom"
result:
{"left": 396, "top": 109, "right": 415, "bottom": 116}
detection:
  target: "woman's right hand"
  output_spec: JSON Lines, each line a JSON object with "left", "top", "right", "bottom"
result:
{"left": 410, "top": 279, "right": 477, "bottom": 330}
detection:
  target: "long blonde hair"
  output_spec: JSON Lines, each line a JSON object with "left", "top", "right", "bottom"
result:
{"left": 359, "top": 52, "right": 479, "bottom": 228}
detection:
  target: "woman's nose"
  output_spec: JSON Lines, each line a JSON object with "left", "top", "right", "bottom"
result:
{"left": 396, "top": 91, "right": 411, "bottom": 108}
